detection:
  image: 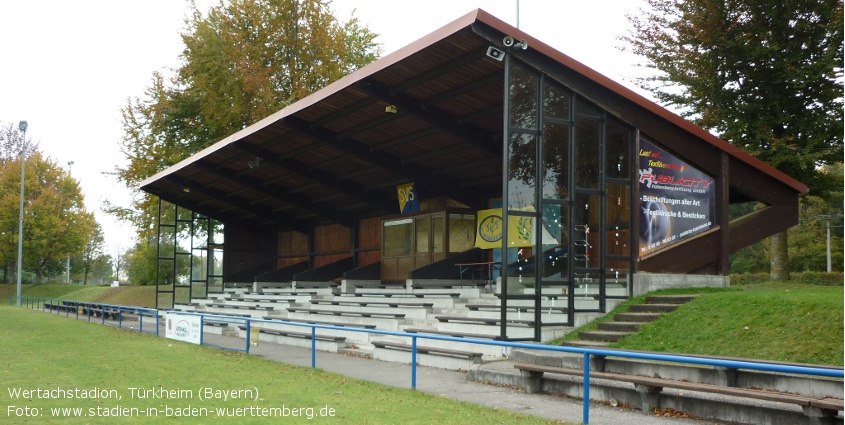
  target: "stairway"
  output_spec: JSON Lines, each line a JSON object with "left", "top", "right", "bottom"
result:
{"left": 564, "top": 294, "right": 700, "bottom": 347}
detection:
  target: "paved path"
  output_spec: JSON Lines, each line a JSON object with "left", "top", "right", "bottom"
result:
{"left": 227, "top": 335, "right": 726, "bottom": 425}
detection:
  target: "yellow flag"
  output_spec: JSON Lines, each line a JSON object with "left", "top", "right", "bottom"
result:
{"left": 474, "top": 208, "right": 534, "bottom": 249}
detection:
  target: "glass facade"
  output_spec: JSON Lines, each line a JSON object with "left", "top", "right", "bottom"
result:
{"left": 503, "top": 57, "right": 634, "bottom": 339}
{"left": 155, "top": 200, "right": 225, "bottom": 309}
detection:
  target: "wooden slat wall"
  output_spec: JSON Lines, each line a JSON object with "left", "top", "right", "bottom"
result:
{"left": 277, "top": 231, "right": 307, "bottom": 268}
{"left": 314, "top": 224, "right": 351, "bottom": 267}
{"left": 358, "top": 217, "right": 381, "bottom": 267}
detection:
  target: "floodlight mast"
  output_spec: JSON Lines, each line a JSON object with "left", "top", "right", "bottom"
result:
{"left": 16, "top": 121, "right": 27, "bottom": 306}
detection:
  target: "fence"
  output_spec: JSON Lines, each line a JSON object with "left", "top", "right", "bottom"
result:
{"left": 9, "top": 296, "right": 844, "bottom": 424}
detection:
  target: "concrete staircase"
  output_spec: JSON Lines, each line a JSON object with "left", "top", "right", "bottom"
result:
{"left": 565, "top": 294, "right": 699, "bottom": 347}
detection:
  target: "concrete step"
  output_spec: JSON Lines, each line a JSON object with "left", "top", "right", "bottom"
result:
{"left": 644, "top": 294, "right": 700, "bottom": 304}
{"left": 628, "top": 303, "right": 678, "bottom": 313}
{"left": 598, "top": 321, "right": 641, "bottom": 332}
{"left": 579, "top": 330, "right": 630, "bottom": 342}
{"left": 561, "top": 339, "right": 611, "bottom": 348}
{"left": 614, "top": 312, "right": 661, "bottom": 322}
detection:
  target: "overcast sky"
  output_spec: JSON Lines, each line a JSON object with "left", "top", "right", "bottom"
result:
{"left": 0, "top": 0, "right": 650, "bottom": 254}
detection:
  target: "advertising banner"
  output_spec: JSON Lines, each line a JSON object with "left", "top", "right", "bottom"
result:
{"left": 165, "top": 312, "right": 202, "bottom": 345}
{"left": 638, "top": 139, "right": 715, "bottom": 255}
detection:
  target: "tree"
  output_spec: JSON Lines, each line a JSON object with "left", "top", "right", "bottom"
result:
{"left": 108, "top": 0, "right": 381, "bottom": 238}
{"left": 78, "top": 222, "right": 111, "bottom": 284}
{"left": 0, "top": 151, "right": 96, "bottom": 282}
{"left": 624, "top": 0, "right": 844, "bottom": 279}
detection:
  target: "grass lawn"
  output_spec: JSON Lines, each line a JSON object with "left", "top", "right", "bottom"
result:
{"left": 0, "top": 306, "right": 566, "bottom": 425}
{"left": 555, "top": 283, "right": 844, "bottom": 365}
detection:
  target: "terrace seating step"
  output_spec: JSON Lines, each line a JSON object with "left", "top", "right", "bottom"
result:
{"left": 513, "top": 363, "right": 844, "bottom": 418}
{"left": 597, "top": 321, "right": 642, "bottom": 333}
{"left": 263, "top": 316, "right": 377, "bottom": 329}
{"left": 351, "top": 291, "right": 460, "bottom": 298}
{"left": 465, "top": 304, "right": 567, "bottom": 313}
{"left": 403, "top": 327, "right": 501, "bottom": 340}
{"left": 372, "top": 341, "right": 482, "bottom": 360}
{"left": 435, "top": 315, "right": 540, "bottom": 327}
{"left": 287, "top": 307, "right": 405, "bottom": 319}
{"left": 236, "top": 326, "right": 346, "bottom": 342}
{"left": 310, "top": 300, "right": 432, "bottom": 308}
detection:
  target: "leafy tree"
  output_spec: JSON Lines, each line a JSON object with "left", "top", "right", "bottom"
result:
{"left": 108, "top": 0, "right": 381, "bottom": 239}
{"left": 0, "top": 151, "right": 96, "bottom": 282}
{"left": 730, "top": 163, "right": 844, "bottom": 273}
{"left": 77, "top": 222, "right": 112, "bottom": 284}
{"left": 624, "top": 0, "right": 844, "bottom": 278}
{"left": 123, "top": 240, "right": 158, "bottom": 286}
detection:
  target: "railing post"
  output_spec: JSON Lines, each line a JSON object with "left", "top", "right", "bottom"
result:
{"left": 139, "top": 310, "right": 144, "bottom": 333}
{"left": 583, "top": 352, "right": 591, "bottom": 425}
{"left": 311, "top": 327, "right": 316, "bottom": 369}
{"left": 411, "top": 336, "right": 418, "bottom": 390}
{"left": 245, "top": 320, "right": 251, "bottom": 355}
{"left": 200, "top": 316, "right": 205, "bottom": 345}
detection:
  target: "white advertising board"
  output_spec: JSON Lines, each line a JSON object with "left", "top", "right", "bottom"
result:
{"left": 165, "top": 312, "right": 202, "bottom": 345}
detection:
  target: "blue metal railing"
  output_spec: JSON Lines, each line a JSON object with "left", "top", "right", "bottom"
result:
{"left": 10, "top": 295, "right": 844, "bottom": 424}
{"left": 9, "top": 296, "right": 160, "bottom": 336}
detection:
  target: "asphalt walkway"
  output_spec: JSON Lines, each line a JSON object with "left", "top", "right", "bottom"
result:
{"left": 234, "top": 335, "right": 726, "bottom": 425}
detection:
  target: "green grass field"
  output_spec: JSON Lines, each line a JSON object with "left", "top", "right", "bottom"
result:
{"left": 555, "top": 284, "right": 843, "bottom": 365}
{"left": 0, "top": 306, "right": 564, "bottom": 425}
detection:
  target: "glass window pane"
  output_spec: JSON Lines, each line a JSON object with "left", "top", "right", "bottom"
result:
{"left": 159, "top": 226, "right": 175, "bottom": 257}
{"left": 175, "top": 254, "right": 191, "bottom": 286}
{"left": 157, "top": 258, "right": 175, "bottom": 286}
{"left": 415, "top": 217, "right": 430, "bottom": 254}
{"left": 573, "top": 194, "right": 601, "bottom": 269}
{"left": 192, "top": 248, "right": 208, "bottom": 282}
{"left": 509, "top": 63, "right": 538, "bottom": 130}
{"left": 606, "top": 183, "right": 631, "bottom": 257}
{"left": 606, "top": 117, "right": 631, "bottom": 179}
{"left": 543, "top": 82, "right": 571, "bottom": 120}
{"left": 211, "top": 248, "right": 224, "bottom": 276}
{"left": 176, "top": 205, "right": 192, "bottom": 222}
{"left": 540, "top": 204, "right": 568, "bottom": 278}
{"left": 607, "top": 260, "right": 631, "bottom": 297}
{"left": 383, "top": 219, "right": 412, "bottom": 257}
{"left": 176, "top": 221, "right": 191, "bottom": 254}
{"left": 576, "top": 96, "right": 602, "bottom": 119}
{"left": 542, "top": 122, "right": 570, "bottom": 200}
{"left": 432, "top": 216, "right": 444, "bottom": 254}
{"left": 211, "top": 219, "right": 225, "bottom": 245}
{"left": 159, "top": 200, "right": 175, "bottom": 225}
{"left": 575, "top": 119, "right": 600, "bottom": 189}
{"left": 508, "top": 132, "right": 536, "bottom": 209}
{"left": 448, "top": 214, "right": 475, "bottom": 253}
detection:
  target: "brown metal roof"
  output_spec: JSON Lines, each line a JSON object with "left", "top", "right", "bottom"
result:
{"left": 140, "top": 8, "right": 806, "bottom": 232}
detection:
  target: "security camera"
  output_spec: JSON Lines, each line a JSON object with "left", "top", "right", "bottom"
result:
{"left": 486, "top": 46, "right": 505, "bottom": 61}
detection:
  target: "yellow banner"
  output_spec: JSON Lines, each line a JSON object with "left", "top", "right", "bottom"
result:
{"left": 474, "top": 208, "right": 534, "bottom": 249}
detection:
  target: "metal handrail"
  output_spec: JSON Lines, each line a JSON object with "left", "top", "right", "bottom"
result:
{"left": 10, "top": 295, "right": 844, "bottom": 424}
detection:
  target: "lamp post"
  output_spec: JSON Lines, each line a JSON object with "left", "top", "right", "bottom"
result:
{"left": 16, "top": 121, "right": 27, "bottom": 306}
{"left": 815, "top": 215, "right": 842, "bottom": 273}
{"left": 67, "top": 161, "right": 74, "bottom": 284}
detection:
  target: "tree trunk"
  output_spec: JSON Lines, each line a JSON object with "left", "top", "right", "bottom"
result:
{"left": 770, "top": 230, "right": 790, "bottom": 280}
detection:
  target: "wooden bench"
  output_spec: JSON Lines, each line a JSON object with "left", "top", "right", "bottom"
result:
{"left": 263, "top": 316, "right": 377, "bottom": 329}
{"left": 513, "top": 363, "right": 844, "bottom": 421}
{"left": 310, "top": 300, "right": 433, "bottom": 308}
{"left": 435, "top": 315, "right": 536, "bottom": 326}
{"left": 403, "top": 328, "right": 501, "bottom": 340}
{"left": 372, "top": 341, "right": 482, "bottom": 361}
{"left": 236, "top": 326, "right": 346, "bottom": 343}
{"left": 287, "top": 307, "right": 405, "bottom": 319}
